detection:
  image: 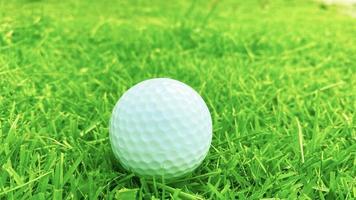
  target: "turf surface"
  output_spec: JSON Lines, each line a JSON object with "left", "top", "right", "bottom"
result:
{"left": 0, "top": 0, "right": 355, "bottom": 199}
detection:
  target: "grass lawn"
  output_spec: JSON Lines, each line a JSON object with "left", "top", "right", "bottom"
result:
{"left": 0, "top": 0, "right": 355, "bottom": 199}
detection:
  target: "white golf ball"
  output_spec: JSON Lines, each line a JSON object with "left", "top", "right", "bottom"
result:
{"left": 110, "top": 78, "right": 212, "bottom": 178}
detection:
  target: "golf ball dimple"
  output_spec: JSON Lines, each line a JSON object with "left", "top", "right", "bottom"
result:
{"left": 109, "top": 78, "right": 212, "bottom": 179}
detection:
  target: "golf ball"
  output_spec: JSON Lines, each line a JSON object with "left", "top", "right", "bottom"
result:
{"left": 110, "top": 78, "right": 212, "bottom": 178}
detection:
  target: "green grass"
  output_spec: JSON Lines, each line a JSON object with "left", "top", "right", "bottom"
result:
{"left": 1, "top": 0, "right": 355, "bottom": 199}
